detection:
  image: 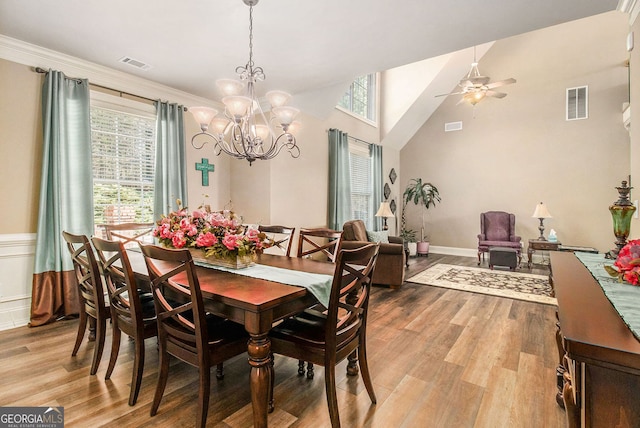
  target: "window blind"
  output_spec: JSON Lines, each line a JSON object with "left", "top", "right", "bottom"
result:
{"left": 91, "top": 107, "right": 156, "bottom": 225}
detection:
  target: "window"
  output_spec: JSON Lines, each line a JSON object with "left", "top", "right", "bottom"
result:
{"left": 566, "top": 86, "right": 588, "bottom": 120}
{"left": 349, "top": 141, "right": 373, "bottom": 230}
{"left": 338, "top": 74, "right": 377, "bottom": 122}
{"left": 90, "top": 94, "right": 156, "bottom": 229}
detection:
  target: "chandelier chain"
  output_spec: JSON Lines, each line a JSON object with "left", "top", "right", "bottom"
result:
{"left": 248, "top": 4, "right": 254, "bottom": 69}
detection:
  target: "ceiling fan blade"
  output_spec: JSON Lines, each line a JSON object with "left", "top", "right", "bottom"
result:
{"left": 435, "top": 91, "right": 465, "bottom": 97}
{"left": 485, "top": 90, "right": 507, "bottom": 98}
{"left": 486, "top": 78, "right": 516, "bottom": 89}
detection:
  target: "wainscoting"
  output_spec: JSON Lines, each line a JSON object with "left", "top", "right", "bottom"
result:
{"left": 0, "top": 233, "right": 35, "bottom": 330}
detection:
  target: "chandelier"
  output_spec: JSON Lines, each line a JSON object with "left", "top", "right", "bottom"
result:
{"left": 189, "top": 0, "right": 300, "bottom": 166}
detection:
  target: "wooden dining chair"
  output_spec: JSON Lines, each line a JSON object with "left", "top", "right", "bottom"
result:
{"left": 270, "top": 243, "right": 380, "bottom": 428}
{"left": 297, "top": 227, "right": 343, "bottom": 262}
{"left": 258, "top": 225, "right": 295, "bottom": 257}
{"left": 62, "top": 231, "right": 111, "bottom": 375}
{"left": 295, "top": 227, "right": 343, "bottom": 378}
{"left": 139, "top": 244, "right": 249, "bottom": 428}
{"left": 92, "top": 237, "right": 157, "bottom": 406}
{"left": 100, "top": 222, "right": 155, "bottom": 248}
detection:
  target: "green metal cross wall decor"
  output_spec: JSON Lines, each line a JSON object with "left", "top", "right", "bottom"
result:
{"left": 195, "top": 158, "right": 215, "bottom": 186}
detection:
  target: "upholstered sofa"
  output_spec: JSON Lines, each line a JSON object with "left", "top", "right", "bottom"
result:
{"left": 341, "top": 220, "right": 406, "bottom": 289}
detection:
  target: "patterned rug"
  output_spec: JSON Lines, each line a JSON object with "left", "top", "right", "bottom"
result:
{"left": 407, "top": 264, "right": 556, "bottom": 305}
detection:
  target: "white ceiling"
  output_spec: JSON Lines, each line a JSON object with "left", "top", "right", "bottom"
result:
{"left": 0, "top": 0, "right": 619, "bottom": 115}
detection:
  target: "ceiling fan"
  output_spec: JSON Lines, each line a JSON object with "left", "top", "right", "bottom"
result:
{"left": 437, "top": 47, "right": 516, "bottom": 106}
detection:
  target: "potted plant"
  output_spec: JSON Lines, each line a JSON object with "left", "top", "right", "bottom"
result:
{"left": 402, "top": 178, "right": 441, "bottom": 256}
{"left": 400, "top": 228, "right": 418, "bottom": 256}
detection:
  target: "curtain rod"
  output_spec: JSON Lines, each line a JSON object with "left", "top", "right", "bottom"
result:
{"left": 348, "top": 135, "right": 371, "bottom": 145}
{"left": 33, "top": 67, "right": 187, "bottom": 110}
{"left": 326, "top": 128, "right": 371, "bottom": 145}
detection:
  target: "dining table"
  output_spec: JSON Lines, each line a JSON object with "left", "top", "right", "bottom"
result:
{"left": 127, "top": 251, "right": 335, "bottom": 428}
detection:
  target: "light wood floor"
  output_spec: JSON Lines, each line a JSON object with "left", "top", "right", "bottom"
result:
{"left": 0, "top": 254, "right": 566, "bottom": 427}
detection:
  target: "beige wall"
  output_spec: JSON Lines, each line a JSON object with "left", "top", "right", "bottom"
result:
{"left": 400, "top": 11, "right": 630, "bottom": 252}
{"left": 0, "top": 59, "right": 42, "bottom": 233}
{"left": 629, "top": 13, "right": 640, "bottom": 236}
{"left": 227, "top": 105, "right": 402, "bottom": 247}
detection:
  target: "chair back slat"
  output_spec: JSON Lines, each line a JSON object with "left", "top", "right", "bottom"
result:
{"left": 139, "top": 244, "right": 209, "bottom": 365}
{"left": 326, "top": 243, "right": 379, "bottom": 348}
{"left": 100, "top": 222, "right": 155, "bottom": 248}
{"left": 259, "top": 225, "right": 295, "bottom": 257}
{"left": 62, "top": 231, "right": 107, "bottom": 315}
{"left": 297, "top": 228, "right": 343, "bottom": 262}
{"left": 92, "top": 237, "right": 150, "bottom": 330}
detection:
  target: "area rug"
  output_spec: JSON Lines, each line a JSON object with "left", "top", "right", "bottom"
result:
{"left": 407, "top": 264, "right": 556, "bottom": 305}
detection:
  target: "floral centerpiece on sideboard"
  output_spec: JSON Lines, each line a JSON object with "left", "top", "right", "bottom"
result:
{"left": 153, "top": 204, "right": 272, "bottom": 269}
{"left": 605, "top": 239, "right": 640, "bottom": 285}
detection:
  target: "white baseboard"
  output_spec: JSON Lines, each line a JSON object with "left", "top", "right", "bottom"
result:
{"left": 0, "top": 233, "right": 36, "bottom": 330}
{"left": 428, "top": 245, "right": 549, "bottom": 266}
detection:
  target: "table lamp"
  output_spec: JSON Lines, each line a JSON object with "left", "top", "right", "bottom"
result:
{"left": 532, "top": 202, "right": 552, "bottom": 240}
{"left": 375, "top": 202, "right": 395, "bottom": 231}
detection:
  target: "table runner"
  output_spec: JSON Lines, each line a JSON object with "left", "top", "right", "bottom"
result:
{"left": 574, "top": 252, "right": 640, "bottom": 341}
{"left": 194, "top": 260, "right": 333, "bottom": 308}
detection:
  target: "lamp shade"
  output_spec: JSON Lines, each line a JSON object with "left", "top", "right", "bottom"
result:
{"left": 532, "top": 202, "right": 552, "bottom": 218}
{"left": 216, "top": 78, "right": 245, "bottom": 96}
{"left": 375, "top": 202, "right": 395, "bottom": 218}
{"left": 189, "top": 106, "right": 218, "bottom": 131}
{"left": 266, "top": 90, "right": 291, "bottom": 108}
{"left": 222, "top": 96, "right": 252, "bottom": 120}
{"left": 272, "top": 106, "right": 300, "bottom": 126}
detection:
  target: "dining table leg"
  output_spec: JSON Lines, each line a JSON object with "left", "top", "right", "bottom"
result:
{"left": 248, "top": 332, "right": 271, "bottom": 428}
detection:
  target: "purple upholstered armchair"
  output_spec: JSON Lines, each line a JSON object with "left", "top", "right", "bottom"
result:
{"left": 477, "top": 211, "right": 522, "bottom": 265}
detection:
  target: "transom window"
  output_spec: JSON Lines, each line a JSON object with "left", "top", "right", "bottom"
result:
{"left": 338, "top": 74, "right": 377, "bottom": 122}
{"left": 90, "top": 94, "right": 156, "bottom": 229}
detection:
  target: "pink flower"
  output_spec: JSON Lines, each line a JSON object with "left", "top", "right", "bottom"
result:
{"left": 196, "top": 232, "right": 217, "bottom": 248}
{"left": 171, "top": 231, "right": 186, "bottom": 248}
{"left": 222, "top": 233, "right": 240, "bottom": 250}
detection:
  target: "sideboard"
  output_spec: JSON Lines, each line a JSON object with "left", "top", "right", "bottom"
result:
{"left": 550, "top": 252, "right": 640, "bottom": 427}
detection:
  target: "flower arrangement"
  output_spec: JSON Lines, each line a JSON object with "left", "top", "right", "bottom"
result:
{"left": 605, "top": 239, "right": 640, "bottom": 285}
{"left": 153, "top": 203, "right": 272, "bottom": 266}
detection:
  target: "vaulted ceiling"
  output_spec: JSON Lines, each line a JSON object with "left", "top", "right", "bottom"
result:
{"left": 0, "top": 0, "right": 619, "bottom": 120}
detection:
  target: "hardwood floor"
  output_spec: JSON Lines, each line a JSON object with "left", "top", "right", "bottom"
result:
{"left": 0, "top": 254, "right": 566, "bottom": 427}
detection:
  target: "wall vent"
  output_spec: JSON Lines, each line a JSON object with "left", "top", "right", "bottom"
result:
{"left": 118, "top": 56, "right": 152, "bottom": 71}
{"left": 444, "top": 121, "right": 463, "bottom": 132}
{"left": 566, "top": 86, "right": 588, "bottom": 121}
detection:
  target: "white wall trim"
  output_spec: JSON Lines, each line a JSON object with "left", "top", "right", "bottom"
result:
{"left": 429, "top": 245, "right": 477, "bottom": 258}
{"left": 0, "top": 34, "right": 222, "bottom": 110}
{"left": 0, "top": 233, "right": 36, "bottom": 331}
{"left": 429, "top": 244, "right": 550, "bottom": 266}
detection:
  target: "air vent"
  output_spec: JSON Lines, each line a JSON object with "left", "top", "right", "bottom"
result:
{"left": 118, "top": 56, "right": 152, "bottom": 71}
{"left": 445, "top": 121, "right": 463, "bottom": 132}
{"left": 566, "top": 86, "right": 588, "bottom": 121}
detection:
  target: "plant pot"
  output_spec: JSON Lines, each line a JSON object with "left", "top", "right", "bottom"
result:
{"left": 416, "top": 241, "right": 430, "bottom": 256}
{"left": 407, "top": 242, "right": 418, "bottom": 256}
{"left": 188, "top": 248, "right": 256, "bottom": 269}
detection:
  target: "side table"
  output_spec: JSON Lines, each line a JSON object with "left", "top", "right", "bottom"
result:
{"left": 527, "top": 239, "right": 561, "bottom": 268}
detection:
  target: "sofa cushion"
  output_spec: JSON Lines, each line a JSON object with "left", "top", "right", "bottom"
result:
{"left": 366, "top": 230, "right": 389, "bottom": 243}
